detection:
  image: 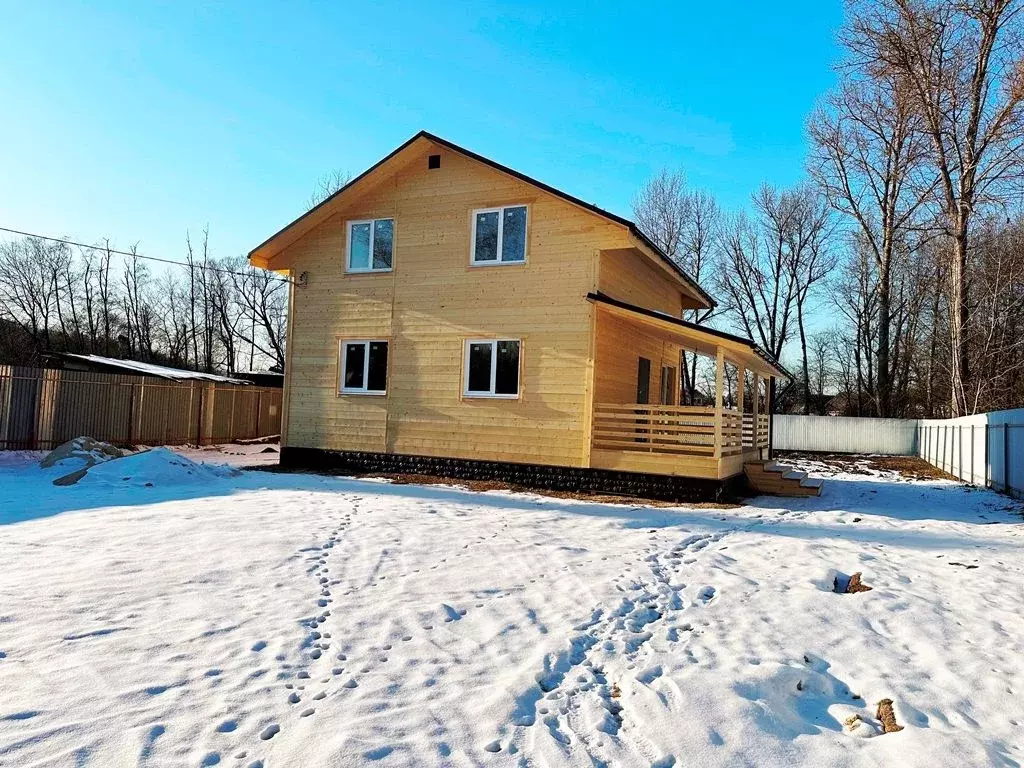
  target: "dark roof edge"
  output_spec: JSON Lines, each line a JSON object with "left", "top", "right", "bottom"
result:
{"left": 587, "top": 292, "right": 791, "bottom": 380}
{"left": 248, "top": 130, "right": 716, "bottom": 308}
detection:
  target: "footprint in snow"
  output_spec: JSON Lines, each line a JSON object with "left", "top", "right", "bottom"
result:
{"left": 637, "top": 665, "right": 663, "bottom": 684}
{"left": 251, "top": 641, "right": 267, "bottom": 652}
{"left": 259, "top": 723, "right": 280, "bottom": 740}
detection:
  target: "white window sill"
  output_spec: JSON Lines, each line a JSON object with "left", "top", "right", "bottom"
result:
{"left": 339, "top": 389, "right": 387, "bottom": 396}
{"left": 469, "top": 259, "right": 526, "bottom": 267}
{"left": 463, "top": 392, "right": 520, "bottom": 399}
{"left": 345, "top": 268, "right": 393, "bottom": 274}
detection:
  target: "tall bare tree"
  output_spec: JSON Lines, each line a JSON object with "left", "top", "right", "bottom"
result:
{"left": 809, "top": 72, "right": 935, "bottom": 416}
{"left": 845, "top": 0, "right": 1024, "bottom": 415}
{"left": 633, "top": 171, "right": 721, "bottom": 401}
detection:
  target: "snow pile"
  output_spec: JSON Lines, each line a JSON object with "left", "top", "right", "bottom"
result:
{"left": 74, "top": 446, "right": 240, "bottom": 488}
{"left": 0, "top": 454, "right": 1021, "bottom": 766}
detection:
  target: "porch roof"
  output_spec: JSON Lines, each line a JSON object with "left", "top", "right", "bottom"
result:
{"left": 587, "top": 292, "right": 790, "bottom": 380}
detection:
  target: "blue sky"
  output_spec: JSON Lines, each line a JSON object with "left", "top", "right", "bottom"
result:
{"left": 0, "top": 1, "right": 844, "bottom": 265}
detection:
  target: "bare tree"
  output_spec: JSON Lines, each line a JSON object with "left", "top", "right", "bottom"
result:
{"left": 845, "top": 0, "right": 1024, "bottom": 415}
{"left": 0, "top": 238, "right": 61, "bottom": 358}
{"left": 809, "top": 72, "right": 935, "bottom": 415}
{"left": 229, "top": 257, "right": 288, "bottom": 371}
{"left": 121, "top": 246, "right": 155, "bottom": 360}
{"left": 307, "top": 169, "right": 352, "bottom": 209}
{"left": 633, "top": 171, "right": 721, "bottom": 401}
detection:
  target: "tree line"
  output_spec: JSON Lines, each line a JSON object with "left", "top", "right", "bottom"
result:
{"left": 0, "top": 230, "right": 288, "bottom": 374}
{"left": 634, "top": 0, "right": 1024, "bottom": 418}
{"left": 0, "top": 172, "right": 352, "bottom": 376}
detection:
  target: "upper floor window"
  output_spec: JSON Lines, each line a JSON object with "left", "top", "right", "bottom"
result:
{"left": 471, "top": 205, "right": 527, "bottom": 265}
{"left": 464, "top": 339, "right": 520, "bottom": 398}
{"left": 347, "top": 218, "right": 394, "bottom": 272}
{"left": 340, "top": 340, "right": 388, "bottom": 394}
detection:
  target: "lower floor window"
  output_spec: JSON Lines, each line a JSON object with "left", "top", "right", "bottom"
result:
{"left": 340, "top": 340, "right": 388, "bottom": 394}
{"left": 464, "top": 339, "right": 520, "bottom": 397}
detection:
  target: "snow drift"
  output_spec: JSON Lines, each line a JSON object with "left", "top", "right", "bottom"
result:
{"left": 74, "top": 446, "right": 240, "bottom": 488}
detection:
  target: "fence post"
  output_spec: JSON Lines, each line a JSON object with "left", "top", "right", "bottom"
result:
{"left": 163, "top": 385, "right": 171, "bottom": 444}
{"left": 1004, "top": 424, "right": 1010, "bottom": 493}
{"left": 195, "top": 385, "right": 205, "bottom": 446}
{"left": 970, "top": 424, "right": 975, "bottom": 485}
{"left": 228, "top": 388, "right": 237, "bottom": 441}
{"left": 958, "top": 424, "right": 963, "bottom": 481}
{"left": 255, "top": 390, "right": 263, "bottom": 438}
{"left": 127, "top": 383, "right": 136, "bottom": 446}
{"left": 984, "top": 423, "right": 990, "bottom": 488}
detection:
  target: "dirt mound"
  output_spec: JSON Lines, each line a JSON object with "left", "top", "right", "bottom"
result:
{"left": 41, "top": 437, "right": 133, "bottom": 486}
{"left": 40, "top": 436, "right": 125, "bottom": 470}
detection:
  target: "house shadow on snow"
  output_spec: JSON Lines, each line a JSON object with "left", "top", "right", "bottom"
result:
{"left": 2, "top": 456, "right": 1019, "bottom": 556}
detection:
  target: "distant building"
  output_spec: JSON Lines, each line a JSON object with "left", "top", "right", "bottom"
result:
{"left": 229, "top": 370, "right": 284, "bottom": 388}
{"left": 56, "top": 353, "right": 252, "bottom": 386}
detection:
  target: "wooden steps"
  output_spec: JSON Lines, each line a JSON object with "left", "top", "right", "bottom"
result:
{"left": 744, "top": 460, "right": 824, "bottom": 497}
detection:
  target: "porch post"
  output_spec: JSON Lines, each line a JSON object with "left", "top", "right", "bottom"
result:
{"left": 737, "top": 365, "right": 745, "bottom": 447}
{"left": 752, "top": 372, "right": 760, "bottom": 454}
{"left": 713, "top": 348, "right": 725, "bottom": 458}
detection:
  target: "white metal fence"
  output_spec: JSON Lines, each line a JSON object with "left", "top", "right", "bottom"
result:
{"left": 773, "top": 414, "right": 919, "bottom": 455}
{"left": 774, "top": 409, "right": 1024, "bottom": 498}
{"left": 918, "top": 410, "right": 1023, "bottom": 497}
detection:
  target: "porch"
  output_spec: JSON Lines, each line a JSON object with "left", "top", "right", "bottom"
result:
{"left": 586, "top": 293, "right": 787, "bottom": 480}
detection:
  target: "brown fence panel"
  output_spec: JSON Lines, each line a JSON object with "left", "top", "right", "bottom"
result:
{"left": 0, "top": 366, "right": 281, "bottom": 450}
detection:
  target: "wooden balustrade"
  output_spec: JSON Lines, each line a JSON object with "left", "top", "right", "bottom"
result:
{"left": 591, "top": 403, "right": 754, "bottom": 458}
{"left": 741, "top": 412, "right": 770, "bottom": 448}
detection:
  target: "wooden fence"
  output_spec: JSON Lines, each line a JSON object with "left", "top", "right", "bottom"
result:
{"left": 0, "top": 365, "right": 282, "bottom": 450}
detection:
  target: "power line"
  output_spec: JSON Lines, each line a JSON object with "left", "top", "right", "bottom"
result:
{"left": 0, "top": 226, "right": 294, "bottom": 285}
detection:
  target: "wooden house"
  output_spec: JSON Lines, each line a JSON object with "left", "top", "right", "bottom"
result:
{"left": 248, "top": 131, "right": 795, "bottom": 500}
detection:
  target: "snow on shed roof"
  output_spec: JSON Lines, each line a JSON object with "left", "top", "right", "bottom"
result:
{"left": 61, "top": 354, "right": 252, "bottom": 385}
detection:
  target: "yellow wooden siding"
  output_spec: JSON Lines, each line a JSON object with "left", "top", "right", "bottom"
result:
{"left": 279, "top": 142, "right": 638, "bottom": 467}
{"left": 597, "top": 248, "right": 684, "bottom": 317}
{"left": 592, "top": 310, "right": 682, "bottom": 406}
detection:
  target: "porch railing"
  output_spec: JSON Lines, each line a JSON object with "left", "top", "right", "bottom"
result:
{"left": 743, "top": 412, "right": 770, "bottom": 449}
{"left": 591, "top": 403, "right": 757, "bottom": 457}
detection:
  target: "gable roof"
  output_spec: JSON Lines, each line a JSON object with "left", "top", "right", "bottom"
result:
{"left": 248, "top": 130, "right": 715, "bottom": 309}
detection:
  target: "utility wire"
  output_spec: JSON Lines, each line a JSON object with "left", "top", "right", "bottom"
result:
{"left": 0, "top": 226, "right": 294, "bottom": 285}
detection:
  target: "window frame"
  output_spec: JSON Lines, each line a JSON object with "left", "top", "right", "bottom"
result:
{"left": 469, "top": 204, "right": 528, "bottom": 266}
{"left": 462, "top": 338, "right": 521, "bottom": 399}
{"left": 345, "top": 218, "right": 395, "bottom": 273}
{"left": 338, "top": 339, "right": 389, "bottom": 396}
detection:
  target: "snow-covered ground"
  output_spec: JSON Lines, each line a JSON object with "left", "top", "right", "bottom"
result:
{"left": 1, "top": 449, "right": 1022, "bottom": 768}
